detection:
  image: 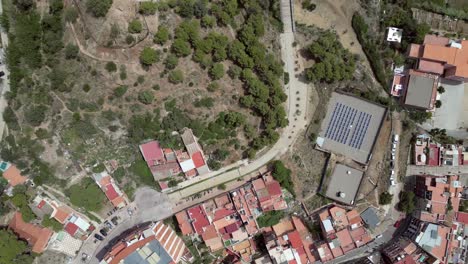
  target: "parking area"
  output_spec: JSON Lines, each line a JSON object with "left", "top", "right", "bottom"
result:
{"left": 73, "top": 188, "right": 173, "bottom": 264}
{"left": 423, "top": 79, "right": 467, "bottom": 136}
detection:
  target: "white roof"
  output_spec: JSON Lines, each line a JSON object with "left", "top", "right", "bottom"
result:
{"left": 179, "top": 159, "right": 195, "bottom": 172}
{"left": 73, "top": 217, "right": 90, "bottom": 231}
{"left": 322, "top": 219, "right": 334, "bottom": 232}
{"left": 387, "top": 27, "right": 402, "bottom": 43}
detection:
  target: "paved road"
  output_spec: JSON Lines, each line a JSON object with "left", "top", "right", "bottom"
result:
{"left": 406, "top": 164, "right": 468, "bottom": 176}
{"left": 73, "top": 188, "right": 172, "bottom": 264}
{"left": 167, "top": 0, "right": 309, "bottom": 203}
{"left": 0, "top": 0, "right": 10, "bottom": 141}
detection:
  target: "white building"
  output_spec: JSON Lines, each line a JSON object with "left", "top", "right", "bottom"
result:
{"left": 387, "top": 27, "right": 403, "bottom": 43}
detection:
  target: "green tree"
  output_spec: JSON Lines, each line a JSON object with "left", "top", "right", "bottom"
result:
{"left": 209, "top": 63, "right": 224, "bottom": 80}
{"left": 41, "top": 215, "right": 63, "bottom": 231}
{"left": 25, "top": 105, "right": 48, "bottom": 126}
{"left": 139, "top": 47, "right": 159, "bottom": 66}
{"left": 168, "top": 69, "right": 184, "bottom": 84}
{"left": 398, "top": 191, "right": 415, "bottom": 214}
{"left": 217, "top": 183, "right": 226, "bottom": 190}
{"left": 86, "top": 0, "right": 113, "bottom": 17}
{"left": 437, "top": 86, "right": 445, "bottom": 94}
{"left": 171, "top": 39, "right": 191, "bottom": 57}
{"left": 105, "top": 61, "right": 117, "bottom": 72}
{"left": 201, "top": 15, "right": 216, "bottom": 28}
{"left": 139, "top": 1, "right": 158, "bottom": 15}
{"left": 66, "top": 178, "right": 106, "bottom": 212}
{"left": 13, "top": 0, "right": 34, "bottom": 11}
{"left": 138, "top": 90, "right": 155, "bottom": 105}
{"left": 379, "top": 191, "right": 393, "bottom": 205}
{"left": 154, "top": 25, "right": 170, "bottom": 45}
{"left": 207, "top": 82, "right": 219, "bottom": 92}
{"left": 435, "top": 100, "right": 442, "bottom": 108}
{"left": 128, "top": 19, "right": 143, "bottom": 34}
{"left": 164, "top": 54, "right": 178, "bottom": 70}
{"left": 0, "top": 230, "right": 34, "bottom": 264}
{"left": 256, "top": 211, "right": 284, "bottom": 228}
{"left": 64, "top": 44, "right": 79, "bottom": 59}
{"left": 270, "top": 160, "right": 294, "bottom": 196}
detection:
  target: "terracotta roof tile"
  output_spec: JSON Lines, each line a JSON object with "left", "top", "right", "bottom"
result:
{"left": 2, "top": 165, "right": 27, "bottom": 187}
{"left": 9, "top": 212, "right": 53, "bottom": 253}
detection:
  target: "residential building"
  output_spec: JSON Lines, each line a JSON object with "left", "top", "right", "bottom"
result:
{"left": 414, "top": 175, "right": 464, "bottom": 223}
{"left": 252, "top": 173, "right": 287, "bottom": 211}
{"left": 317, "top": 205, "right": 372, "bottom": 262}
{"left": 414, "top": 222, "right": 451, "bottom": 263}
{"left": 92, "top": 172, "right": 128, "bottom": 208}
{"left": 387, "top": 27, "right": 403, "bottom": 43}
{"left": 138, "top": 128, "right": 209, "bottom": 182}
{"left": 402, "top": 70, "right": 439, "bottom": 111}
{"left": 361, "top": 207, "right": 381, "bottom": 229}
{"left": 8, "top": 212, "right": 53, "bottom": 254}
{"left": 100, "top": 221, "right": 192, "bottom": 264}
{"left": 450, "top": 212, "right": 467, "bottom": 264}
{"left": 263, "top": 216, "right": 318, "bottom": 264}
{"left": 381, "top": 237, "right": 433, "bottom": 264}
{"left": 408, "top": 35, "right": 468, "bottom": 82}
{"left": 0, "top": 162, "right": 27, "bottom": 188}
{"left": 32, "top": 195, "right": 94, "bottom": 240}
{"left": 413, "top": 135, "right": 468, "bottom": 166}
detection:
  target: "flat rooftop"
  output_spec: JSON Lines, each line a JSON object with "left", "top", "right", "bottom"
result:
{"left": 325, "top": 164, "right": 364, "bottom": 205}
{"left": 404, "top": 71, "right": 438, "bottom": 110}
{"left": 317, "top": 93, "right": 386, "bottom": 164}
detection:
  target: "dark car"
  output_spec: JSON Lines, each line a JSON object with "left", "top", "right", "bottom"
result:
{"left": 99, "top": 229, "right": 108, "bottom": 237}
{"left": 111, "top": 216, "right": 118, "bottom": 226}
{"left": 94, "top": 233, "right": 104, "bottom": 241}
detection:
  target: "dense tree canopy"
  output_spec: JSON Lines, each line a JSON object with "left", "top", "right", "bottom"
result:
{"left": 398, "top": 191, "right": 415, "bottom": 214}
{"left": 139, "top": 47, "right": 159, "bottom": 66}
{"left": 86, "top": 0, "right": 113, "bottom": 17}
{"left": 0, "top": 230, "right": 34, "bottom": 264}
{"left": 66, "top": 178, "right": 106, "bottom": 212}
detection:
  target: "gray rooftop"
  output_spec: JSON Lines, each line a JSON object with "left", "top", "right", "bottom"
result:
{"left": 405, "top": 74, "right": 436, "bottom": 109}
{"left": 123, "top": 239, "right": 172, "bottom": 264}
{"left": 317, "top": 93, "right": 386, "bottom": 164}
{"left": 360, "top": 207, "right": 380, "bottom": 229}
{"left": 324, "top": 164, "right": 363, "bottom": 205}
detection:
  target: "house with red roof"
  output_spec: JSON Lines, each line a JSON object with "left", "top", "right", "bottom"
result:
{"left": 138, "top": 128, "right": 209, "bottom": 183}
{"left": 9, "top": 212, "right": 53, "bottom": 253}
{"left": 252, "top": 173, "right": 287, "bottom": 211}
{"left": 414, "top": 175, "right": 464, "bottom": 223}
{"left": 92, "top": 172, "right": 128, "bottom": 208}
{"left": 316, "top": 205, "right": 372, "bottom": 262}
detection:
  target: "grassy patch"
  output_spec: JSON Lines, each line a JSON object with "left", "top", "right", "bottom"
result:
{"left": 129, "top": 156, "right": 155, "bottom": 186}
{"left": 257, "top": 210, "right": 285, "bottom": 228}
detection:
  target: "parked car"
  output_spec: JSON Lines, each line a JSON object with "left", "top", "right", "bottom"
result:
{"left": 392, "top": 143, "right": 397, "bottom": 150}
{"left": 393, "top": 134, "right": 399, "bottom": 143}
{"left": 111, "top": 216, "right": 118, "bottom": 226}
{"left": 391, "top": 153, "right": 395, "bottom": 160}
{"left": 94, "top": 233, "right": 104, "bottom": 241}
{"left": 390, "top": 161, "right": 394, "bottom": 168}
{"left": 100, "top": 229, "right": 108, "bottom": 237}
{"left": 390, "top": 179, "right": 396, "bottom": 186}
{"left": 104, "top": 221, "right": 113, "bottom": 229}
{"left": 376, "top": 234, "right": 383, "bottom": 239}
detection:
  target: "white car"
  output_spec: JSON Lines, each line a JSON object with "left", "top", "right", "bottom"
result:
{"left": 390, "top": 179, "right": 396, "bottom": 186}
{"left": 391, "top": 170, "right": 395, "bottom": 175}
{"left": 376, "top": 234, "right": 383, "bottom": 239}
{"left": 391, "top": 153, "right": 395, "bottom": 160}
{"left": 392, "top": 143, "right": 397, "bottom": 150}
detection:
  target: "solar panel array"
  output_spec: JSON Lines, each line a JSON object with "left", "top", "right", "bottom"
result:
{"left": 324, "top": 103, "right": 372, "bottom": 150}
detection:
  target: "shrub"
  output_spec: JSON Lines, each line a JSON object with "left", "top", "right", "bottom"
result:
{"left": 201, "top": 15, "right": 216, "bottom": 28}
{"left": 105, "top": 61, "right": 117, "bottom": 72}
{"left": 207, "top": 82, "right": 220, "bottom": 92}
{"left": 154, "top": 25, "right": 170, "bottom": 45}
{"left": 209, "top": 63, "right": 224, "bottom": 80}
{"left": 128, "top": 19, "right": 143, "bottom": 34}
{"left": 164, "top": 54, "right": 178, "bottom": 69}
{"left": 217, "top": 183, "right": 226, "bottom": 190}
{"left": 138, "top": 90, "right": 154, "bottom": 105}
{"left": 194, "top": 97, "right": 214, "bottom": 108}
{"left": 139, "top": 1, "right": 158, "bottom": 15}
{"left": 302, "top": 0, "right": 316, "bottom": 11}
{"left": 435, "top": 100, "right": 442, "bottom": 108}
{"left": 379, "top": 191, "right": 393, "bottom": 205}
{"left": 125, "top": 35, "right": 135, "bottom": 44}
{"left": 437, "top": 86, "right": 445, "bottom": 94}
{"left": 409, "top": 111, "right": 432, "bottom": 124}
{"left": 171, "top": 39, "right": 191, "bottom": 57}
{"left": 114, "top": 85, "right": 128, "bottom": 97}
{"left": 64, "top": 44, "right": 79, "bottom": 59}
{"left": 82, "top": 83, "right": 91, "bottom": 92}
{"left": 42, "top": 215, "right": 63, "bottom": 231}
{"left": 25, "top": 105, "right": 48, "bottom": 126}
{"left": 139, "top": 47, "right": 159, "bottom": 66}
{"left": 86, "top": 0, "right": 113, "bottom": 17}
{"left": 398, "top": 191, "right": 415, "bottom": 214}
{"left": 168, "top": 69, "right": 184, "bottom": 84}
{"left": 64, "top": 7, "right": 78, "bottom": 23}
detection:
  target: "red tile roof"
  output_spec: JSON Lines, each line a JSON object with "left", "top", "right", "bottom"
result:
{"left": 9, "top": 212, "right": 53, "bottom": 253}
{"left": 213, "top": 208, "right": 235, "bottom": 221}
{"left": 288, "top": 230, "right": 303, "bottom": 249}
{"left": 37, "top": 200, "right": 46, "bottom": 209}
{"left": 139, "top": 141, "right": 164, "bottom": 166}
{"left": 105, "top": 184, "right": 119, "bottom": 201}
{"left": 3, "top": 165, "right": 27, "bottom": 187}
{"left": 456, "top": 212, "right": 468, "bottom": 224}
{"left": 175, "top": 211, "right": 194, "bottom": 236}
{"left": 65, "top": 222, "right": 79, "bottom": 236}
{"left": 267, "top": 181, "right": 282, "bottom": 197}
{"left": 187, "top": 205, "right": 210, "bottom": 234}
{"left": 192, "top": 151, "right": 205, "bottom": 168}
